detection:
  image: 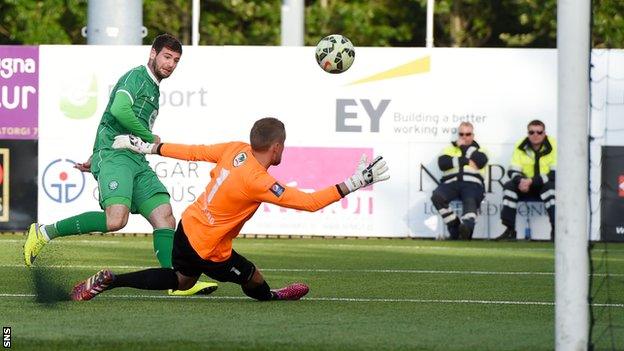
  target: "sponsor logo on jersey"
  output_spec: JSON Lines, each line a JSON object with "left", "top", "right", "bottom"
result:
{"left": 108, "top": 180, "right": 119, "bottom": 191}
{"left": 233, "top": 152, "right": 247, "bottom": 167}
{"left": 269, "top": 182, "right": 285, "bottom": 197}
{"left": 42, "top": 158, "right": 86, "bottom": 203}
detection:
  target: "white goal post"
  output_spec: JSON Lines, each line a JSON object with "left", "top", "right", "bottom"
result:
{"left": 555, "top": 0, "right": 590, "bottom": 350}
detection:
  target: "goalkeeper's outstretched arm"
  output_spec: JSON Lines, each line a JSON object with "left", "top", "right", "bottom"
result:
{"left": 111, "top": 135, "right": 391, "bottom": 204}
{"left": 252, "top": 154, "right": 390, "bottom": 212}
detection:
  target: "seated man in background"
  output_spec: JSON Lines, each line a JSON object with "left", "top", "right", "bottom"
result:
{"left": 496, "top": 119, "right": 556, "bottom": 241}
{"left": 431, "top": 122, "right": 488, "bottom": 240}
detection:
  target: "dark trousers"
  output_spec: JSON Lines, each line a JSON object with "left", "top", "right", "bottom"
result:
{"left": 501, "top": 180, "right": 555, "bottom": 230}
{"left": 431, "top": 181, "right": 485, "bottom": 239}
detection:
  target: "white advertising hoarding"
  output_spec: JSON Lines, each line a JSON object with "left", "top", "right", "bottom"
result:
{"left": 38, "top": 45, "right": 557, "bottom": 239}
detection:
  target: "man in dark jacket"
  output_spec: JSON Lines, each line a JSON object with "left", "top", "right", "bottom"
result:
{"left": 431, "top": 122, "right": 488, "bottom": 240}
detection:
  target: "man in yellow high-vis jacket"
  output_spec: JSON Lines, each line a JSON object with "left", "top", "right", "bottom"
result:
{"left": 496, "top": 120, "right": 556, "bottom": 241}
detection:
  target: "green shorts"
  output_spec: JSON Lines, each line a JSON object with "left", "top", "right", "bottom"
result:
{"left": 94, "top": 151, "right": 169, "bottom": 214}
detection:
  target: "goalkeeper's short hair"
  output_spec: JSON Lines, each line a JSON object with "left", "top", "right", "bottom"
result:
{"left": 250, "top": 117, "right": 285, "bottom": 151}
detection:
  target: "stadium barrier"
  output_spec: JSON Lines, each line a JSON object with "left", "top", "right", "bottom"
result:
{"left": 1, "top": 45, "right": 621, "bottom": 240}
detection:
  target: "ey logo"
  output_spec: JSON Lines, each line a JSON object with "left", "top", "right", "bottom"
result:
{"left": 336, "top": 99, "right": 390, "bottom": 133}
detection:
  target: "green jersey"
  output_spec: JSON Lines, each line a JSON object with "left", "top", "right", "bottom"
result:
{"left": 89, "top": 65, "right": 169, "bottom": 211}
{"left": 92, "top": 65, "right": 160, "bottom": 159}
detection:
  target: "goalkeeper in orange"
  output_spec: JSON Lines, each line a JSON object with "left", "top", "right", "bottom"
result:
{"left": 70, "top": 117, "right": 390, "bottom": 301}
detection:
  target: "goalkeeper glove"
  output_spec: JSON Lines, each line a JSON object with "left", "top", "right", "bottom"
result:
{"left": 112, "top": 135, "right": 155, "bottom": 154}
{"left": 344, "top": 154, "right": 390, "bottom": 192}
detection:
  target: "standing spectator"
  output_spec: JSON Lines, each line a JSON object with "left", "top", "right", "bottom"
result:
{"left": 431, "top": 122, "right": 488, "bottom": 240}
{"left": 496, "top": 120, "right": 556, "bottom": 241}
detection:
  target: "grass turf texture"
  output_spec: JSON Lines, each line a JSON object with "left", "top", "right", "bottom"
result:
{"left": 0, "top": 235, "right": 622, "bottom": 350}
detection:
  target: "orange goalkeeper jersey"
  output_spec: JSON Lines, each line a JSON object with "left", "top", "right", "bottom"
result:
{"left": 160, "top": 142, "right": 343, "bottom": 262}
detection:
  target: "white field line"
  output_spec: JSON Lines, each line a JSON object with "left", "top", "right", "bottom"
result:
{"left": 263, "top": 268, "right": 624, "bottom": 277}
{"left": 0, "top": 293, "right": 622, "bottom": 308}
{"left": 2, "top": 239, "right": 624, "bottom": 253}
{"left": 0, "top": 239, "right": 121, "bottom": 244}
{"left": 0, "top": 264, "right": 622, "bottom": 277}
{"left": 0, "top": 240, "right": 559, "bottom": 250}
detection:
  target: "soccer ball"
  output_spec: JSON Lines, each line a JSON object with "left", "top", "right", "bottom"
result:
{"left": 315, "top": 34, "right": 355, "bottom": 74}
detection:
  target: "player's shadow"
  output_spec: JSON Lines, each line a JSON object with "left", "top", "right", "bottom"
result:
{"left": 30, "top": 267, "right": 71, "bottom": 305}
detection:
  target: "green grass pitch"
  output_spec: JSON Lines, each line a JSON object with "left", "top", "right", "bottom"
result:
{"left": 0, "top": 235, "right": 622, "bottom": 350}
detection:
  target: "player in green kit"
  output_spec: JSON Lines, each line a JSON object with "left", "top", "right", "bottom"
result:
{"left": 24, "top": 34, "right": 217, "bottom": 296}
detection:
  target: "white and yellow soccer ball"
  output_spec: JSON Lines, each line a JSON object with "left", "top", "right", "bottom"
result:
{"left": 315, "top": 34, "right": 355, "bottom": 74}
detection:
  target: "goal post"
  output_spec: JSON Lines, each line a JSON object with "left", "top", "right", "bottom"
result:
{"left": 555, "top": 0, "right": 591, "bottom": 350}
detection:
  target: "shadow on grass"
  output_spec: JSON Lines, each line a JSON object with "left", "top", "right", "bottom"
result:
{"left": 30, "top": 267, "right": 71, "bottom": 305}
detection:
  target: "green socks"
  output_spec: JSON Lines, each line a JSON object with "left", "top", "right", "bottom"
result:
{"left": 43, "top": 212, "right": 174, "bottom": 269}
{"left": 152, "top": 228, "right": 174, "bottom": 268}
{"left": 45, "top": 211, "right": 108, "bottom": 239}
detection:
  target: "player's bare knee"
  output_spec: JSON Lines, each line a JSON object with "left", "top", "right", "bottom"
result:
{"left": 106, "top": 216, "right": 128, "bottom": 232}
{"left": 164, "top": 212, "right": 176, "bottom": 229}
{"left": 160, "top": 205, "right": 175, "bottom": 225}
{"left": 106, "top": 213, "right": 128, "bottom": 231}
{"left": 148, "top": 204, "right": 176, "bottom": 229}
{"left": 105, "top": 205, "right": 129, "bottom": 232}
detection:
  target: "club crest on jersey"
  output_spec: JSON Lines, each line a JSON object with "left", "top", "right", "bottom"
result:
{"left": 108, "top": 180, "right": 119, "bottom": 190}
{"left": 233, "top": 152, "right": 247, "bottom": 167}
{"left": 269, "top": 182, "right": 285, "bottom": 197}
